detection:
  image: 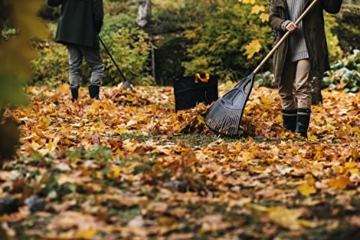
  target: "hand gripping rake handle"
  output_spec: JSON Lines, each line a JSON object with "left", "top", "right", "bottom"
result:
{"left": 253, "top": 0, "right": 319, "bottom": 75}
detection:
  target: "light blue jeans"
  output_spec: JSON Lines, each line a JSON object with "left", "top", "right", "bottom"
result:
{"left": 66, "top": 44, "right": 104, "bottom": 89}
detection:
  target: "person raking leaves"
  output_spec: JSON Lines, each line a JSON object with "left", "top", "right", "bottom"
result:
{"left": 269, "top": 0, "right": 343, "bottom": 138}
{"left": 47, "top": 0, "right": 104, "bottom": 101}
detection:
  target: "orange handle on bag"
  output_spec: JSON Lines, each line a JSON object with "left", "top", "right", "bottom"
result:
{"left": 195, "top": 73, "right": 210, "bottom": 83}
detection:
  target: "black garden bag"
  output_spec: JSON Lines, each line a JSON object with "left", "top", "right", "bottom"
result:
{"left": 173, "top": 73, "right": 219, "bottom": 112}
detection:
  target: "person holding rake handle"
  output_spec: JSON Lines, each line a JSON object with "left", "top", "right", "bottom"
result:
{"left": 269, "top": 0, "right": 343, "bottom": 138}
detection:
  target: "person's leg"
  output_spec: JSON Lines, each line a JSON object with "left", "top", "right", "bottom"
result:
{"left": 294, "top": 59, "right": 312, "bottom": 137}
{"left": 80, "top": 46, "right": 104, "bottom": 99}
{"left": 278, "top": 61, "right": 297, "bottom": 131}
{"left": 67, "top": 44, "right": 83, "bottom": 101}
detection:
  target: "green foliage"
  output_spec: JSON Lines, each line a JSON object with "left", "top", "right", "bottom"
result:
{"left": 324, "top": 14, "right": 343, "bottom": 62}
{"left": 182, "top": 0, "right": 272, "bottom": 82}
{"left": 332, "top": 4, "right": 360, "bottom": 53}
{"left": 31, "top": 14, "right": 153, "bottom": 87}
{"left": 1, "top": 27, "right": 16, "bottom": 41}
{"left": 256, "top": 50, "right": 360, "bottom": 91}
{"left": 30, "top": 35, "right": 68, "bottom": 87}
{"left": 31, "top": 0, "right": 360, "bottom": 87}
{"left": 255, "top": 71, "right": 276, "bottom": 88}
{"left": 0, "top": 74, "right": 29, "bottom": 107}
{"left": 99, "top": 14, "right": 153, "bottom": 86}
{"left": 0, "top": 0, "right": 47, "bottom": 161}
{"left": 150, "top": 0, "right": 355, "bottom": 86}
{"left": 146, "top": 1, "right": 209, "bottom": 85}
{"left": 323, "top": 49, "right": 360, "bottom": 93}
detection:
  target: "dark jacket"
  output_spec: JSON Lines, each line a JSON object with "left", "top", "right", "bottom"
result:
{"left": 47, "top": 0, "right": 104, "bottom": 48}
{"left": 269, "top": 0, "right": 343, "bottom": 84}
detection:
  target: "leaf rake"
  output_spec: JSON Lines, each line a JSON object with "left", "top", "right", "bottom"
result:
{"left": 98, "top": 36, "right": 135, "bottom": 92}
{"left": 205, "top": 0, "right": 319, "bottom": 137}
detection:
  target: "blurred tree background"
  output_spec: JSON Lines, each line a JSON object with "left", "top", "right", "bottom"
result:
{"left": 1, "top": 0, "right": 359, "bottom": 159}
{"left": 0, "top": 0, "right": 352, "bottom": 87}
{"left": 0, "top": 0, "right": 47, "bottom": 161}
{"left": 34, "top": 0, "right": 360, "bottom": 86}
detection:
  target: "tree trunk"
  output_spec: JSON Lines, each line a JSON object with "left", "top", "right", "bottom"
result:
{"left": 137, "top": 0, "right": 151, "bottom": 28}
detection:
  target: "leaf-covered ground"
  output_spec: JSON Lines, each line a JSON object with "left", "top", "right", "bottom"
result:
{"left": 2, "top": 82, "right": 360, "bottom": 239}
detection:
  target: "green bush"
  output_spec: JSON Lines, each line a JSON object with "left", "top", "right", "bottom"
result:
{"left": 255, "top": 71, "right": 276, "bottom": 88}
{"left": 323, "top": 49, "right": 360, "bottom": 93}
{"left": 333, "top": 4, "right": 360, "bottom": 54}
{"left": 31, "top": 14, "right": 153, "bottom": 87}
{"left": 324, "top": 13, "right": 343, "bottom": 62}
{"left": 99, "top": 14, "right": 153, "bottom": 86}
{"left": 30, "top": 32, "right": 69, "bottom": 87}
{"left": 142, "top": 0, "right": 214, "bottom": 85}
{"left": 182, "top": 0, "right": 272, "bottom": 82}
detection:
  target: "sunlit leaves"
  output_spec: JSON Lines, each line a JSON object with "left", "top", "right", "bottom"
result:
{"left": 251, "top": 5, "right": 265, "bottom": 14}
{"left": 297, "top": 174, "right": 317, "bottom": 196}
{"left": 259, "top": 13, "right": 269, "bottom": 22}
{"left": 1, "top": 81, "right": 360, "bottom": 239}
{"left": 238, "top": 0, "right": 256, "bottom": 4}
{"left": 244, "top": 40, "right": 262, "bottom": 59}
{"left": 238, "top": 0, "right": 269, "bottom": 22}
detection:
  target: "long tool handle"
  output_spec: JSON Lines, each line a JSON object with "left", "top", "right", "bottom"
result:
{"left": 98, "top": 36, "right": 135, "bottom": 92}
{"left": 253, "top": 0, "right": 319, "bottom": 74}
{"left": 98, "top": 36, "right": 128, "bottom": 83}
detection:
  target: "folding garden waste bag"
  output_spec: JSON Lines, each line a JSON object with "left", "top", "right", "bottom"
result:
{"left": 173, "top": 73, "right": 219, "bottom": 112}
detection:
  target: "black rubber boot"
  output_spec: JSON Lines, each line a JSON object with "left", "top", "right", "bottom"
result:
{"left": 88, "top": 85, "right": 100, "bottom": 99}
{"left": 295, "top": 108, "right": 311, "bottom": 138}
{"left": 282, "top": 109, "right": 297, "bottom": 132}
{"left": 70, "top": 87, "right": 79, "bottom": 102}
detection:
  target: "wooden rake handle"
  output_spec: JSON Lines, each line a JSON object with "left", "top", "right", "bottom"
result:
{"left": 253, "top": 0, "right": 319, "bottom": 74}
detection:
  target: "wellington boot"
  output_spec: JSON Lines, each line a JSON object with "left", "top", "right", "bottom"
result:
{"left": 88, "top": 85, "right": 100, "bottom": 99}
{"left": 70, "top": 87, "right": 79, "bottom": 102}
{"left": 282, "top": 109, "right": 297, "bottom": 132}
{"left": 295, "top": 108, "right": 311, "bottom": 138}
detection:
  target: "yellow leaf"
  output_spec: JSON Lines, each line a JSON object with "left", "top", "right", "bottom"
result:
{"left": 305, "top": 174, "right": 315, "bottom": 185}
{"left": 106, "top": 164, "right": 122, "bottom": 179}
{"left": 327, "top": 176, "right": 351, "bottom": 190}
{"left": 251, "top": 5, "right": 265, "bottom": 14}
{"left": 274, "top": 115, "right": 282, "bottom": 123}
{"left": 114, "top": 126, "right": 128, "bottom": 134}
{"left": 268, "top": 206, "right": 303, "bottom": 230}
{"left": 197, "top": 115, "right": 205, "bottom": 124}
{"left": 124, "top": 145, "right": 137, "bottom": 152}
{"left": 260, "top": 13, "right": 269, "bottom": 22}
{"left": 57, "top": 84, "right": 70, "bottom": 94}
{"left": 351, "top": 149, "right": 359, "bottom": 161}
{"left": 345, "top": 161, "right": 359, "bottom": 174}
{"left": 74, "top": 229, "right": 97, "bottom": 239}
{"left": 244, "top": 40, "right": 261, "bottom": 59}
{"left": 260, "top": 97, "right": 273, "bottom": 106}
{"left": 297, "top": 183, "right": 317, "bottom": 197}
{"left": 38, "top": 116, "right": 51, "bottom": 129}
{"left": 239, "top": 0, "right": 256, "bottom": 4}
{"left": 308, "top": 134, "right": 317, "bottom": 141}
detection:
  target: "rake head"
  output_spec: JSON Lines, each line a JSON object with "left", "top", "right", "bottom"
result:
{"left": 205, "top": 73, "right": 255, "bottom": 137}
{"left": 123, "top": 80, "right": 135, "bottom": 93}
